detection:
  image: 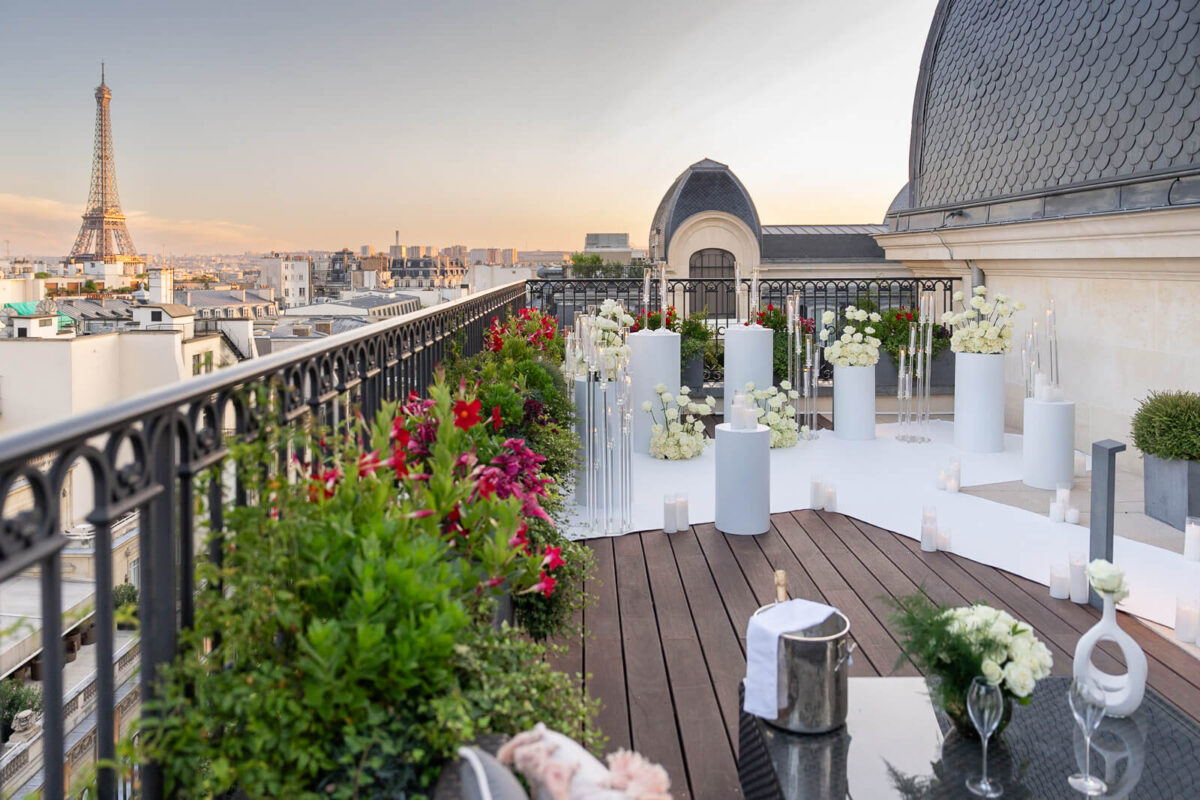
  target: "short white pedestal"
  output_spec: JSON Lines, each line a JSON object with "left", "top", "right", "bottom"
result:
{"left": 574, "top": 376, "right": 627, "bottom": 506}
{"left": 724, "top": 325, "right": 773, "bottom": 397}
{"left": 630, "top": 330, "right": 680, "bottom": 455}
{"left": 1022, "top": 397, "right": 1076, "bottom": 490}
{"left": 954, "top": 352, "right": 1006, "bottom": 453}
{"left": 833, "top": 364, "right": 876, "bottom": 440}
{"left": 715, "top": 422, "right": 770, "bottom": 535}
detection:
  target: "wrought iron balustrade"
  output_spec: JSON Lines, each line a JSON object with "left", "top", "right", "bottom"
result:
{"left": 0, "top": 280, "right": 526, "bottom": 799}
{"left": 525, "top": 276, "right": 961, "bottom": 383}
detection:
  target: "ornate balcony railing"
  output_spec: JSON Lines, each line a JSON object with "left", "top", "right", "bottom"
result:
{"left": 0, "top": 280, "right": 526, "bottom": 799}
{"left": 525, "top": 277, "right": 961, "bottom": 383}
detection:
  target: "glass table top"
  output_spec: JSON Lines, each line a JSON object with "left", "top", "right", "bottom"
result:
{"left": 739, "top": 676, "right": 1200, "bottom": 799}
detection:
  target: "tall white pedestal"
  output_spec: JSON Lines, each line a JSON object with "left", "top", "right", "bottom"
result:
{"left": 724, "top": 325, "right": 773, "bottom": 397}
{"left": 630, "top": 330, "right": 680, "bottom": 454}
{"left": 1022, "top": 397, "right": 1075, "bottom": 489}
{"left": 954, "top": 352, "right": 1006, "bottom": 453}
{"left": 715, "top": 423, "right": 770, "bottom": 535}
{"left": 833, "top": 364, "right": 876, "bottom": 440}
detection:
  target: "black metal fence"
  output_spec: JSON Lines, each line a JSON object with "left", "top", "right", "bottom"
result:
{"left": 526, "top": 277, "right": 961, "bottom": 382}
{"left": 0, "top": 281, "right": 526, "bottom": 799}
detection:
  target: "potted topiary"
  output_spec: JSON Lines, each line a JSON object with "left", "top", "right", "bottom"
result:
{"left": 1132, "top": 390, "right": 1200, "bottom": 530}
{"left": 678, "top": 310, "right": 712, "bottom": 389}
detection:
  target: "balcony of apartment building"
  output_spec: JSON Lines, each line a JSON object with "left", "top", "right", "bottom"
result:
{"left": 1, "top": 270, "right": 1198, "bottom": 799}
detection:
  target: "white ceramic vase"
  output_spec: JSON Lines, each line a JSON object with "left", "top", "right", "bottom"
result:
{"left": 954, "top": 352, "right": 1005, "bottom": 453}
{"left": 833, "top": 364, "right": 875, "bottom": 440}
{"left": 1072, "top": 592, "right": 1147, "bottom": 718}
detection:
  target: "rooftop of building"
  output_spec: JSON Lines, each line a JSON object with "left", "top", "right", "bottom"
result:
{"left": 140, "top": 304, "right": 195, "bottom": 318}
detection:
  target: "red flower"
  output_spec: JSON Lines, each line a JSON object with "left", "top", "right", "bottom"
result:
{"left": 492, "top": 404, "right": 503, "bottom": 432}
{"left": 531, "top": 571, "right": 557, "bottom": 598}
{"left": 767, "top": 304, "right": 775, "bottom": 311}
{"left": 453, "top": 398, "right": 482, "bottom": 429}
{"left": 357, "top": 450, "right": 382, "bottom": 478}
{"left": 384, "top": 447, "right": 408, "bottom": 476}
{"left": 390, "top": 417, "right": 412, "bottom": 446}
{"left": 541, "top": 545, "right": 565, "bottom": 571}
{"left": 508, "top": 523, "right": 530, "bottom": 552}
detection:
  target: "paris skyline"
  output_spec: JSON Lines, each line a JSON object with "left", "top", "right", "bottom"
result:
{"left": 0, "top": 0, "right": 938, "bottom": 256}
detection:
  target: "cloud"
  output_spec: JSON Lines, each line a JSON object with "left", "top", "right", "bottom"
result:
{"left": 0, "top": 194, "right": 288, "bottom": 257}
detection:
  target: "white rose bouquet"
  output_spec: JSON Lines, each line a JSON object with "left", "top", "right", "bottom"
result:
{"left": 741, "top": 381, "right": 803, "bottom": 448}
{"left": 818, "top": 305, "right": 883, "bottom": 367}
{"left": 941, "top": 285, "right": 1024, "bottom": 354}
{"left": 566, "top": 299, "right": 635, "bottom": 375}
{"left": 892, "top": 594, "right": 1053, "bottom": 736}
{"left": 646, "top": 384, "right": 715, "bottom": 460}
{"left": 1086, "top": 559, "right": 1129, "bottom": 602}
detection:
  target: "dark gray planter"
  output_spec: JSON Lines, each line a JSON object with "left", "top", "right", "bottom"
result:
{"left": 1143, "top": 453, "right": 1200, "bottom": 531}
{"left": 874, "top": 350, "right": 956, "bottom": 396}
{"left": 682, "top": 353, "right": 704, "bottom": 390}
{"left": 491, "top": 593, "right": 514, "bottom": 630}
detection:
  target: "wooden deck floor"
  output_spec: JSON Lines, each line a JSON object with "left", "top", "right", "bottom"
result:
{"left": 549, "top": 510, "right": 1200, "bottom": 800}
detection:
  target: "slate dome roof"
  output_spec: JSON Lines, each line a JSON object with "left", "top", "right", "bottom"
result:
{"left": 900, "top": 0, "right": 1200, "bottom": 214}
{"left": 650, "top": 159, "right": 761, "bottom": 260}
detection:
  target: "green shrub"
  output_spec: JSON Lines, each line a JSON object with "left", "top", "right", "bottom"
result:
{"left": 0, "top": 680, "right": 42, "bottom": 741}
{"left": 112, "top": 583, "right": 138, "bottom": 618}
{"left": 1132, "top": 391, "right": 1200, "bottom": 461}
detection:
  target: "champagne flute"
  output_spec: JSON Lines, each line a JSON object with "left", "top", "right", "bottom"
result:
{"left": 966, "top": 676, "right": 1004, "bottom": 797}
{"left": 1068, "top": 676, "right": 1108, "bottom": 796}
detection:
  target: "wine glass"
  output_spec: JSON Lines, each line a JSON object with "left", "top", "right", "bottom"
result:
{"left": 1068, "top": 676, "right": 1108, "bottom": 796}
{"left": 966, "top": 676, "right": 1004, "bottom": 797}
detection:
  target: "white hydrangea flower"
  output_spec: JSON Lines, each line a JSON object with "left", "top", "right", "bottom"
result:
{"left": 641, "top": 400, "right": 652, "bottom": 412}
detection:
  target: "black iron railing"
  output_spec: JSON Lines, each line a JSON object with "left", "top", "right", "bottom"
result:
{"left": 0, "top": 280, "right": 526, "bottom": 799}
{"left": 526, "top": 277, "right": 961, "bottom": 382}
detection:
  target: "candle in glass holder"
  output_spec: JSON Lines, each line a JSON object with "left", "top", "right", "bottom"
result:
{"left": 1069, "top": 552, "right": 1088, "bottom": 603}
{"left": 1066, "top": 506, "right": 1081, "bottom": 525}
{"left": 1049, "top": 565, "right": 1070, "bottom": 599}
{"left": 1049, "top": 501, "right": 1066, "bottom": 523}
{"left": 1185, "top": 517, "right": 1200, "bottom": 561}
{"left": 824, "top": 486, "right": 837, "bottom": 513}
{"left": 663, "top": 494, "right": 678, "bottom": 534}
{"left": 1074, "top": 452, "right": 1087, "bottom": 477}
{"left": 936, "top": 470, "right": 947, "bottom": 490}
{"left": 936, "top": 528, "right": 952, "bottom": 552}
{"left": 675, "top": 494, "right": 689, "bottom": 531}
{"left": 1176, "top": 597, "right": 1200, "bottom": 643}
{"left": 920, "top": 518, "right": 938, "bottom": 552}
{"left": 948, "top": 459, "right": 961, "bottom": 485}
{"left": 1056, "top": 483, "right": 1072, "bottom": 506}
{"left": 810, "top": 478, "right": 824, "bottom": 510}
{"left": 945, "top": 477, "right": 960, "bottom": 494}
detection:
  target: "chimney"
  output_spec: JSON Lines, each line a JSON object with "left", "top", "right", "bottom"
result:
{"left": 394, "top": 230, "right": 399, "bottom": 246}
{"left": 315, "top": 320, "right": 332, "bottom": 335}
{"left": 293, "top": 325, "right": 311, "bottom": 337}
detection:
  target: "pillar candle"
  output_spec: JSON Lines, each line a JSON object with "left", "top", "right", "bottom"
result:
{"left": 920, "top": 521, "right": 938, "bottom": 552}
{"left": 936, "top": 470, "right": 947, "bottom": 490}
{"left": 1056, "top": 485, "right": 1072, "bottom": 506}
{"left": 1066, "top": 506, "right": 1081, "bottom": 525}
{"left": 663, "top": 495, "right": 678, "bottom": 534}
{"left": 1049, "top": 501, "right": 1066, "bottom": 523}
{"left": 810, "top": 479, "right": 824, "bottom": 510}
{"left": 675, "top": 495, "right": 689, "bottom": 531}
{"left": 1185, "top": 517, "right": 1200, "bottom": 561}
{"left": 1074, "top": 452, "right": 1087, "bottom": 477}
{"left": 1049, "top": 565, "right": 1070, "bottom": 599}
{"left": 948, "top": 459, "right": 961, "bottom": 485}
{"left": 824, "top": 487, "right": 837, "bottom": 513}
{"left": 945, "top": 477, "right": 960, "bottom": 494}
{"left": 1176, "top": 598, "right": 1200, "bottom": 643}
{"left": 1069, "top": 553, "right": 1088, "bottom": 603}
{"left": 936, "top": 528, "right": 952, "bottom": 552}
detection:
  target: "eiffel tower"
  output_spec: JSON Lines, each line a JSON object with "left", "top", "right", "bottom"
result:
{"left": 68, "top": 65, "right": 143, "bottom": 267}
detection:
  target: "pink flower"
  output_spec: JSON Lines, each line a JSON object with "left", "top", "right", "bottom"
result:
{"left": 357, "top": 450, "right": 382, "bottom": 478}
{"left": 541, "top": 545, "right": 565, "bottom": 571}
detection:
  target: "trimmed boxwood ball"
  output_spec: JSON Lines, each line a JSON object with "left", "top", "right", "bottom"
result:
{"left": 1132, "top": 391, "right": 1200, "bottom": 462}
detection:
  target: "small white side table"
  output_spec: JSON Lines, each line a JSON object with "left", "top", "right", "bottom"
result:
{"left": 715, "top": 422, "right": 771, "bottom": 535}
{"left": 1022, "top": 397, "right": 1076, "bottom": 489}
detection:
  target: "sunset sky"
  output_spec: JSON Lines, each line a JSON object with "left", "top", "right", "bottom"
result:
{"left": 0, "top": 0, "right": 939, "bottom": 256}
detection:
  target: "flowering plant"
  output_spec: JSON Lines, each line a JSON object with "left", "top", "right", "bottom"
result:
{"left": 644, "top": 384, "right": 714, "bottom": 460}
{"left": 818, "top": 305, "right": 883, "bottom": 367}
{"left": 750, "top": 304, "right": 816, "bottom": 383}
{"left": 488, "top": 307, "right": 561, "bottom": 357}
{"left": 873, "top": 305, "right": 951, "bottom": 365}
{"left": 740, "top": 381, "right": 803, "bottom": 448}
{"left": 891, "top": 594, "right": 1053, "bottom": 736}
{"left": 941, "top": 285, "right": 1023, "bottom": 354}
{"left": 630, "top": 304, "right": 678, "bottom": 333}
{"left": 1087, "top": 559, "right": 1129, "bottom": 602}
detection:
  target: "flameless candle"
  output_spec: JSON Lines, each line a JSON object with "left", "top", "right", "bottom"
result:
{"left": 675, "top": 494, "right": 689, "bottom": 531}
{"left": 1066, "top": 506, "right": 1081, "bottom": 525}
{"left": 1176, "top": 598, "right": 1200, "bottom": 643}
{"left": 1186, "top": 517, "right": 1200, "bottom": 561}
{"left": 923, "top": 504, "right": 937, "bottom": 522}
{"left": 936, "top": 470, "right": 947, "bottom": 490}
{"left": 936, "top": 528, "right": 952, "bottom": 552}
{"left": 824, "top": 486, "right": 837, "bottom": 513}
{"left": 1049, "top": 501, "right": 1066, "bottom": 523}
{"left": 663, "top": 495, "right": 677, "bottom": 534}
{"left": 1056, "top": 484, "right": 1072, "bottom": 506}
{"left": 1074, "top": 452, "right": 1087, "bottom": 477}
{"left": 920, "top": 519, "right": 938, "bottom": 552}
{"left": 1049, "top": 565, "right": 1070, "bottom": 599}
{"left": 810, "top": 478, "right": 824, "bottom": 510}
{"left": 949, "top": 459, "right": 961, "bottom": 484}
{"left": 1069, "top": 552, "right": 1088, "bottom": 603}
{"left": 945, "top": 477, "right": 960, "bottom": 494}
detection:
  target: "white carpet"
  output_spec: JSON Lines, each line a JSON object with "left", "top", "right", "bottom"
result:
{"left": 565, "top": 420, "right": 1200, "bottom": 630}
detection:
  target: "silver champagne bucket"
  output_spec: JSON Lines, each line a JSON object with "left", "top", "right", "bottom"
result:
{"left": 754, "top": 603, "right": 856, "bottom": 734}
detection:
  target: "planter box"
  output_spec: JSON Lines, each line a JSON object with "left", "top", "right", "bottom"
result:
{"left": 1144, "top": 453, "right": 1200, "bottom": 531}
{"left": 875, "top": 350, "right": 956, "bottom": 396}
{"left": 682, "top": 353, "right": 704, "bottom": 390}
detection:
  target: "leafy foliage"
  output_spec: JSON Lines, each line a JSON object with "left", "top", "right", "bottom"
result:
{"left": 872, "top": 306, "right": 951, "bottom": 366}
{"left": 1132, "top": 390, "right": 1200, "bottom": 461}
{"left": 112, "top": 582, "right": 138, "bottom": 615}
{"left": 888, "top": 593, "right": 997, "bottom": 713}
{"left": 750, "top": 303, "right": 815, "bottom": 384}
{"left": 0, "top": 679, "right": 42, "bottom": 740}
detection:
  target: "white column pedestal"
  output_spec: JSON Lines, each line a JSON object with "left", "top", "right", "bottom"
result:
{"left": 630, "top": 330, "right": 680, "bottom": 454}
{"left": 954, "top": 352, "right": 1006, "bottom": 453}
{"left": 724, "top": 324, "right": 773, "bottom": 398}
{"left": 1022, "top": 397, "right": 1076, "bottom": 490}
{"left": 715, "top": 422, "right": 770, "bottom": 535}
{"left": 833, "top": 364, "right": 876, "bottom": 440}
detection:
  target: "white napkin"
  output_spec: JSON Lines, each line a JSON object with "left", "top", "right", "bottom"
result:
{"left": 743, "top": 599, "right": 838, "bottom": 719}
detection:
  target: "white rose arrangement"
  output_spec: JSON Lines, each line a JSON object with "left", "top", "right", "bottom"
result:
{"left": 818, "top": 305, "right": 883, "bottom": 367}
{"left": 944, "top": 605, "right": 1054, "bottom": 699}
{"left": 741, "top": 381, "right": 802, "bottom": 448}
{"left": 565, "top": 298, "right": 635, "bottom": 375}
{"left": 1086, "top": 559, "right": 1129, "bottom": 602}
{"left": 646, "top": 384, "right": 715, "bottom": 460}
{"left": 941, "top": 285, "right": 1024, "bottom": 355}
